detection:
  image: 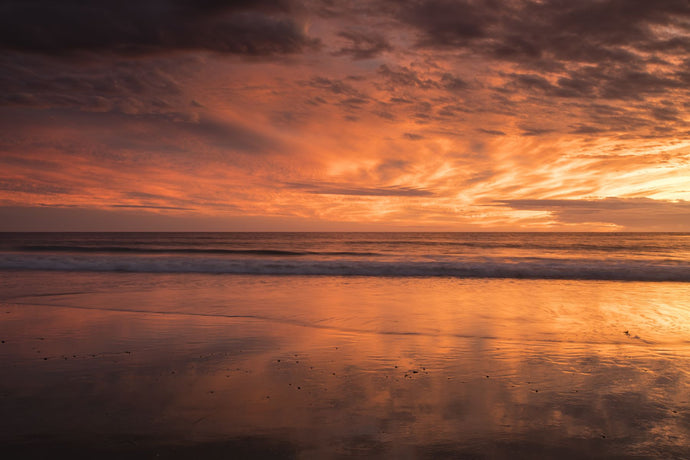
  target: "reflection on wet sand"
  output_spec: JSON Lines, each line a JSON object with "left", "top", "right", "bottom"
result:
{"left": 1, "top": 272, "right": 690, "bottom": 458}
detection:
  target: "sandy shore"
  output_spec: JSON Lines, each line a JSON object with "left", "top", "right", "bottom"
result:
{"left": 2, "top": 272, "right": 690, "bottom": 458}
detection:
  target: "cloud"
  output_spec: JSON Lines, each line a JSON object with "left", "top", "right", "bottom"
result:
{"left": 495, "top": 198, "right": 690, "bottom": 230}
{"left": 304, "top": 76, "right": 366, "bottom": 97}
{"left": 0, "top": 54, "right": 189, "bottom": 114}
{"left": 0, "top": 0, "right": 688, "bottom": 230}
{"left": 0, "top": 106, "right": 282, "bottom": 156}
{"left": 477, "top": 129, "right": 505, "bottom": 136}
{"left": 395, "top": 0, "right": 690, "bottom": 64}
{"left": 398, "top": 0, "right": 490, "bottom": 47}
{"left": 0, "top": 0, "right": 319, "bottom": 56}
{"left": 286, "top": 182, "right": 434, "bottom": 197}
{"left": 111, "top": 204, "right": 194, "bottom": 211}
{"left": 378, "top": 65, "right": 438, "bottom": 89}
{"left": 332, "top": 29, "right": 393, "bottom": 59}
{"left": 506, "top": 67, "right": 686, "bottom": 102}
{"left": 0, "top": 178, "right": 72, "bottom": 195}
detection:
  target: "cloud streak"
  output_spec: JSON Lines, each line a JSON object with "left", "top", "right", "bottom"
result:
{"left": 495, "top": 198, "right": 690, "bottom": 230}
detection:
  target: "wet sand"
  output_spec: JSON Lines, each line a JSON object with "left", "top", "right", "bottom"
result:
{"left": 1, "top": 271, "right": 690, "bottom": 458}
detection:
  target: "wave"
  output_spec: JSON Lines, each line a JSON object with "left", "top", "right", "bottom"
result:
{"left": 1, "top": 253, "right": 688, "bottom": 281}
{"left": 338, "top": 240, "right": 684, "bottom": 253}
{"left": 17, "top": 245, "right": 379, "bottom": 257}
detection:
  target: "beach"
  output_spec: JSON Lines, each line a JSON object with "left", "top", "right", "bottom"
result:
{"left": 1, "top": 233, "right": 690, "bottom": 458}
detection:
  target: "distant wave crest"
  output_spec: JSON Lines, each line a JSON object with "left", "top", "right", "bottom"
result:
{"left": 1, "top": 253, "right": 688, "bottom": 281}
{"left": 18, "top": 245, "right": 379, "bottom": 257}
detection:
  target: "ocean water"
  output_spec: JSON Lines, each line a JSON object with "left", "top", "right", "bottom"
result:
{"left": 1, "top": 233, "right": 690, "bottom": 458}
{"left": 1, "top": 232, "right": 689, "bottom": 280}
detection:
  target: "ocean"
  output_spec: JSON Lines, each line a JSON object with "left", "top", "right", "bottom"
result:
{"left": 1, "top": 232, "right": 690, "bottom": 458}
{"left": 1, "top": 232, "right": 689, "bottom": 280}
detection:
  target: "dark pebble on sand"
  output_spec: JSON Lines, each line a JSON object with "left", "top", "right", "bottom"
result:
{"left": 412, "top": 370, "right": 418, "bottom": 374}
{"left": 297, "top": 387, "right": 301, "bottom": 390}
{"left": 1, "top": 340, "right": 4, "bottom": 343}
{"left": 43, "top": 357, "right": 47, "bottom": 360}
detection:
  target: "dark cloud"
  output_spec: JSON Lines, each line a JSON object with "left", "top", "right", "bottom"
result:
{"left": 399, "top": 0, "right": 491, "bottom": 47}
{"left": 303, "top": 76, "right": 373, "bottom": 110}
{"left": 507, "top": 66, "right": 687, "bottom": 102}
{"left": 519, "top": 126, "right": 555, "bottom": 137}
{"left": 0, "top": 155, "right": 63, "bottom": 171}
{"left": 0, "top": 178, "right": 72, "bottom": 195}
{"left": 510, "top": 74, "right": 555, "bottom": 92}
{"left": 440, "top": 73, "right": 469, "bottom": 91}
{"left": 286, "top": 182, "right": 434, "bottom": 197}
{"left": 495, "top": 198, "right": 690, "bottom": 230}
{"left": 0, "top": 54, "right": 188, "bottom": 115}
{"left": 570, "top": 125, "right": 606, "bottom": 135}
{"left": 0, "top": 106, "right": 282, "bottom": 159}
{"left": 111, "top": 204, "right": 194, "bottom": 211}
{"left": 305, "top": 77, "right": 364, "bottom": 96}
{"left": 339, "top": 97, "right": 369, "bottom": 108}
{"left": 390, "top": 0, "right": 690, "bottom": 121}
{"left": 395, "top": 0, "right": 690, "bottom": 64}
{"left": 477, "top": 128, "right": 505, "bottom": 136}
{"left": 651, "top": 106, "right": 682, "bottom": 122}
{"left": 378, "top": 65, "right": 438, "bottom": 89}
{"left": 333, "top": 29, "right": 393, "bottom": 59}
{"left": 0, "top": 0, "right": 318, "bottom": 56}
{"left": 373, "top": 110, "right": 396, "bottom": 120}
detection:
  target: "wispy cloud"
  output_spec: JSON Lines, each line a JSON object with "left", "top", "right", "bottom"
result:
{"left": 285, "top": 182, "right": 435, "bottom": 197}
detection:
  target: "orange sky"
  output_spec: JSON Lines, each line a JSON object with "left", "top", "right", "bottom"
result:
{"left": 1, "top": 0, "right": 689, "bottom": 231}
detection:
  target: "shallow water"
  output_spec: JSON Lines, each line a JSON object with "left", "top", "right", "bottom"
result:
{"left": 1, "top": 271, "right": 690, "bottom": 458}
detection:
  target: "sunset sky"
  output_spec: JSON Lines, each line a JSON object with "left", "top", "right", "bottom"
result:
{"left": 1, "top": 0, "right": 689, "bottom": 231}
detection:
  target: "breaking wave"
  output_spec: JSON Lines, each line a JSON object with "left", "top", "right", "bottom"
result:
{"left": 0, "top": 252, "right": 688, "bottom": 281}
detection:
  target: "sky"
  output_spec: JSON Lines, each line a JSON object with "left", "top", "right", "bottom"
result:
{"left": 1, "top": 0, "right": 689, "bottom": 231}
